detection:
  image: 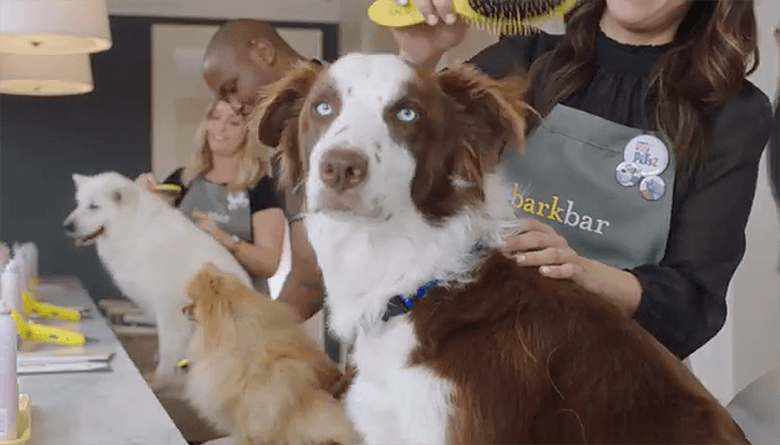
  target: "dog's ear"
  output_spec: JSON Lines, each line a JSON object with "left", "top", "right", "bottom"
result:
{"left": 437, "top": 64, "right": 531, "bottom": 170}
{"left": 72, "top": 173, "right": 88, "bottom": 188}
{"left": 255, "top": 60, "right": 322, "bottom": 191}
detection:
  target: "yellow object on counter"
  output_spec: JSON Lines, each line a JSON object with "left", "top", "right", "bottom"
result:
{"left": 10, "top": 310, "right": 85, "bottom": 347}
{"left": 21, "top": 291, "right": 81, "bottom": 321}
{"left": 0, "top": 394, "right": 31, "bottom": 445}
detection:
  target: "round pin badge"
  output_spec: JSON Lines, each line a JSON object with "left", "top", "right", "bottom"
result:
{"left": 639, "top": 175, "right": 666, "bottom": 201}
{"left": 623, "top": 134, "right": 669, "bottom": 176}
{"left": 615, "top": 161, "right": 642, "bottom": 187}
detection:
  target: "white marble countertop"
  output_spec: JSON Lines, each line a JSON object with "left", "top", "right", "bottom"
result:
{"left": 17, "top": 276, "right": 187, "bottom": 445}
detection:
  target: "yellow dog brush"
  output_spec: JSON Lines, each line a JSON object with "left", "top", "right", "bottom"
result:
{"left": 10, "top": 309, "right": 87, "bottom": 346}
{"left": 22, "top": 290, "right": 83, "bottom": 321}
{"left": 368, "top": 0, "right": 577, "bottom": 35}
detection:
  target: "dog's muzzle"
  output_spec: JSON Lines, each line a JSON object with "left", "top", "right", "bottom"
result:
{"left": 64, "top": 223, "right": 105, "bottom": 247}
{"left": 316, "top": 148, "right": 369, "bottom": 212}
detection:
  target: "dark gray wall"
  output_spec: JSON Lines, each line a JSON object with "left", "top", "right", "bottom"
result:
{"left": 0, "top": 16, "right": 152, "bottom": 302}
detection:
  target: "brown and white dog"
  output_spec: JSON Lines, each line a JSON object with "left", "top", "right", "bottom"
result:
{"left": 256, "top": 53, "right": 749, "bottom": 444}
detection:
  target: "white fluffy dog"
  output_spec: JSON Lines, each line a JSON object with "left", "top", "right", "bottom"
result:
{"left": 64, "top": 171, "right": 251, "bottom": 386}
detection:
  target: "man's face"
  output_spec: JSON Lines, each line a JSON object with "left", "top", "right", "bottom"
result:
{"left": 203, "top": 47, "right": 264, "bottom": 116}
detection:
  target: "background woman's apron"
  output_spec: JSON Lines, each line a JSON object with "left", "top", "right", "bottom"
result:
{"left": 178, "top": 177, "right": 270, "bottom": 294}
{"left": 499, "top": 104, "right": 675, "bottom": 270}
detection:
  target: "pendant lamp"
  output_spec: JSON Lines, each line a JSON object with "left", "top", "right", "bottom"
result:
{"left": 0, "top": 0, "right": 112, "bottom": 55}
{"left": 0, "top": 52, "right": 93, "bottom": 95}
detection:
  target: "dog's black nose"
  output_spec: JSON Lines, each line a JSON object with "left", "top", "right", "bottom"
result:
{"left": 63, "top": 221, "right": 75, "bottom": 233}
{"left": 319, "top": 148, "right": 369, "bottom": 193}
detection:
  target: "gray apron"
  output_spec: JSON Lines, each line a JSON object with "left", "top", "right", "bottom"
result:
{"left": 499, "top": 104, "right": 674, "bottom": 270}
{"left": 178, "top": 176, "right": 270, "bottom": 294}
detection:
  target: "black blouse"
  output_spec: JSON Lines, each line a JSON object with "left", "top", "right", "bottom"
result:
{"left": 470, "top": 30, "right": 773, "bottom": 359}
{"left": 163, "top": 168, "right": 281, "bottom": 215}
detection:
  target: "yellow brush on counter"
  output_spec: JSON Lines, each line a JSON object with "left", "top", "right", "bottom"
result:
{"left": 367, "top": 0, "right": 576, "bottom": 35}
{"left": 21, "top": 291, "right": 83, "bottom": 322}
{"left": 10, "top": 309, "right": 86, "bottom": 347}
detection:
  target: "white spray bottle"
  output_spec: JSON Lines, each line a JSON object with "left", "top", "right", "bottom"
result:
{"left": 26, "top": 244, "right": 38, "bottom": 289}
{"left": 0, "top": 262, "right": 22, "bottom": 317}
{"left": 0, "top": 244, "right": 9, "bottom": 269}
{"left": 12, "top": 250, "right": 27, "bottom": 299}
{"left": 0, "top": 300, "right": 18, "bottom": 441}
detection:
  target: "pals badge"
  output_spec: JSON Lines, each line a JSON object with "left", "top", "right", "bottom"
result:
{"left": 623, "top": 134, "right": 669, "bottom": 176}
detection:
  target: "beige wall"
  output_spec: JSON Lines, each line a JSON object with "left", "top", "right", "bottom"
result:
{"left": 731, "top": 0, "right": 780, "bottom": 398}
{"left": 108, "top": 0, "right": 341, "bottom": 23}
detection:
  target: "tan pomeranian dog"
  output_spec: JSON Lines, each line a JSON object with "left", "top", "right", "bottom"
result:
{"left": 182, "top": 262, "right": 360, "bottom": 445}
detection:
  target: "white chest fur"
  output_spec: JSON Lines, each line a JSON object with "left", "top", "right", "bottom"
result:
{"left": 346, "top": 317, "right": 453, "bottom": 445}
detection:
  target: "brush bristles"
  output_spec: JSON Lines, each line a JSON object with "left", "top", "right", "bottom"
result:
{"left": 463, "top": 0, "right": 576, "bottom": 35}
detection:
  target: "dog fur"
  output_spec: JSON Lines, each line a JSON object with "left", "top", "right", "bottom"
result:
{"left": 183, "top": 262, "right": 360, "bottom": 445}
{"left": 254, "top": 53, "right": 750, "bottom": 444}
{"left": 63, "top": 172, "right": 252, "bottom": 386}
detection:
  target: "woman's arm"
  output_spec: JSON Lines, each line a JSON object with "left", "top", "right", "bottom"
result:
{"left": 276, "top": 218, "right": 326, "bottom": 322}
{"left": 197, "top": 208, "right": 286, "bottom": 278}
{"left": 507, "top": 219, "right": 642, "bottom": 316}
{"left": 629, "top": 84, "right": 773, "bottom": 359}
{"left": 233, "top": 207, "right": 286, "bottom": 277}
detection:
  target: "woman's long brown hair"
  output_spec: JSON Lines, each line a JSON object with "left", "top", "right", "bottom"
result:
{"left": 528, "top": 0, "right": 759, "bottom": 178}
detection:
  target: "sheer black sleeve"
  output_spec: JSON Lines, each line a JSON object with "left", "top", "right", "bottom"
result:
{"left": 468, "top": 31, "right": 561, "bottom": 78}
{"left": 248, "top": 175, "right": 282, "bottom": 215}
{"left": 631, "top": 82, "right": 773, "bottom": 359}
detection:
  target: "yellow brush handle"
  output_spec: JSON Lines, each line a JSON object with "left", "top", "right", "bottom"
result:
{"left": 191, "top": 208, "right": 211, "bottom": 220}
{"left": 368, "top": 0, "right": 577, "bottom": 33}
{"left": 10, "top": 309, "right": 86, "bottom": 346}
{"left": 368, "top": 0, "right": 426, "bottom": 27}
{"left": 154, "top": 184, "right": 182, "bottom": 192}
{"left": 22, "top": 291, "right": 81, "bottom": 321}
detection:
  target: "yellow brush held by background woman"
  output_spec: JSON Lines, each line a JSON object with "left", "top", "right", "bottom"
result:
{"left": 368, "top": 0, "right": 577, "bottom": 35}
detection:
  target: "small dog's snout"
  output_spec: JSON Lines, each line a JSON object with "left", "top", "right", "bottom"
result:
{"left": 319, "top": 148, "right": 368, "bottom": 193}
{"left": 63, "top": 220, "right": 75, "bottom": 233}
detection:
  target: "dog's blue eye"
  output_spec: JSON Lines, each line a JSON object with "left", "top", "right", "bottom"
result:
{"left": 88, "top": 203, "right": 99, "bottom": 210}
{"left": 314, "top": 102, "right": 333, "bottom": 116}
{"left": 397, "top": 107, "right": 417, "bottom": 122}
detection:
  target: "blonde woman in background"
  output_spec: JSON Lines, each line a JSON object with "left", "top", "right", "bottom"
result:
{"left": 138, "top": 99, "right": 286, "bottom": 293}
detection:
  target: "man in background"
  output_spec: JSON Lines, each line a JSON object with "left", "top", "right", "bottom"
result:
{"left": 202, "top": 19, "right": 326, "bottom": 323}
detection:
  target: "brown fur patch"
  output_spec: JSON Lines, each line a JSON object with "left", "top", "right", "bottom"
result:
{"left": 255, "top": 60, "right": 325, "bottom": 191}
{"left": 408, "top": 252, "right": 749, "bottom": 444}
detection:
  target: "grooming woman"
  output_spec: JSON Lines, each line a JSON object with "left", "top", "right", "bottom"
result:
{"left": 390, "top": 0, "right": 773, "bottom": 359}
{"left": 138, "top": 99, "right": 286, "bottom": 294}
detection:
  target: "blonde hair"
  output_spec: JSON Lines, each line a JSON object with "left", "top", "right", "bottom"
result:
{"left": 182, "top": 100, "right": 271, "bottom": 192}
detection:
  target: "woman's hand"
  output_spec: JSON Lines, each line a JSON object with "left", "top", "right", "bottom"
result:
{"left": 135, "top": 172, "right": 158, "bottom": 192}
{"left": 505, "top": 218, "right": 643, "bottom": 316}
{"left": 389, "top": 0, "right": 469, "bottom": 70}
{"left": 505, "top": 218, "right": 586, "bottom": 283}
{"left": 196, "top": 218, "right": 233, "bottom": 248}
